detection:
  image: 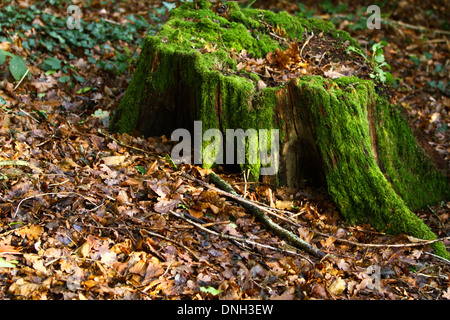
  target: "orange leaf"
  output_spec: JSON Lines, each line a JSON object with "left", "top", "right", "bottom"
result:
{"left": 17, "top": 225, "right": 44, "bottom": 240}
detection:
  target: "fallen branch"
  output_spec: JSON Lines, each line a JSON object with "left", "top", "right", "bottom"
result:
{"left": 97, "top": 129, "right": 157, "bottom": 157}
{"left": 13, "top": 191, "right": 100, "bottom": 218}
{"left": 181, "top": 172, "right": 326, "bottom": 259}
{"left": 168, "top": 209, "right": 313, "bottom": 264}
{"left": 0, "top": 160, "right": 29, "bottom": 167}
{"left": 313, "top": 229, "right": 450, "bottom": 249}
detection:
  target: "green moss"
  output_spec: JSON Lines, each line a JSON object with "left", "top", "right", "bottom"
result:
{"left": 375, "top": 98, "right": 450, "bottom": 209}
{"left": 293, "top": 76, "right": 448, "bottom": 258}
{"left": 109, "top": 36, "right": 155, "bottom": 133}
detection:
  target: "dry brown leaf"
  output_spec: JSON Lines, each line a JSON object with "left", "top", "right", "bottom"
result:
{"left": 102, "top": 155, "right": 127, "bottom": 166}
{"left": 144, "top": 257, "right": 164, "bottom": 280}
{"left": 17, "top": 225, "right": 44, "bottom": 240}
{"left": 297, "top": 226, "right": 313, "bottom": 242}
{"left": 24, "top": 253, "right": 48, "bottom": 276}
{"left": 443, "top": 287, "right": 450, "bottom": 300}
{"left": 0, "top": 41, "right": 11, "bottom": 51}
{"left": 275, "top": 200, "right": 292, "bottom": 210}
{"left": 328, "top": 277, "right": 346, "bottom": 296}
{"left": 154, "top": 199, "right": 180, "bottom": 213}
{"left": 0, "top": 245, "right": 21, "bottom": 254}
{"left": 311, "top": 283, "right": 328, "bottom": 299}
{"left": 116, "top": 189, "right": 131, "bottom": 204}
{"left": 324, "top": 65, "right": 354, "bottom": 79}
{"left": 8, "top": 278, "right": 41, "bottom": 298}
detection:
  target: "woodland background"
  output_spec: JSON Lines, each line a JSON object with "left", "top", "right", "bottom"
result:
{"left": 0, "top": 0, "right": 449, "bottom": 300}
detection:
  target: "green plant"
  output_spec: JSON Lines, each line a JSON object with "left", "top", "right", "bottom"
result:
{"left": 0, "top": 49, "right": 29, "bottom": 81}
{"left": 428, "top": 80, "right": 447, "bottom": 93}
{"left": 296, "top": 3, "right": 315, "bottom": 18}
{"left": 346, "top": 41, "right": 393, "bottom": 84}
{"left": 0, "top": 2, "right": 162, "bottom": 75}
{"left": 0, "top": 257, "right": 18, "bottom": 268}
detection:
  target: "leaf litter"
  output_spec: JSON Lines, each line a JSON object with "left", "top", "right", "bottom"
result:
{"left": 0, "top": 0, "right": 449, "bottom": 300}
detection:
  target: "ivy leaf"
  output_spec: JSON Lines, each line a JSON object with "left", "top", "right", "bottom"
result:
{"left": 162, "top": 1, "right": 177, "bottom": 12}
{"left": 93, "top": 108, "right": 109, "bottom": 119}
{"left": 9, "top": 55, "right": 28, "bottom": 81}
{"left": 77, "top": 87, "right": 91, "bottom": 94}
{"left": 58, "top": 75, "right": 71, "bottom": 83}
{"left": 41, "top": 57, "right": 62, "bottom": 71}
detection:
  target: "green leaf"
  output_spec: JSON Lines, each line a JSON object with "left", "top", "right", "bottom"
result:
{"left": 424, "top": 52, "right": 433, "bottom": 60}
{"left": 0, "top": 257, "right": 18, "bottom": 268}
{"left": 200, "top": 286, "right": 222, "bottom": 296}
{"left": 0, "top": 96, "right": 5, "bottom": 105}
{"left": 136, "top": 165, "right": 147, "bottom": 175}
{"left": 9, "top": 55, "right": 28, "bottom": 81}
{"left": 0, "top": 50, "right": 6, "bottom": 65}
{"left": 73, "top": 75, "right": 85, "bottom": 83}
{"left": 162, "top": 1, "right": 177, "bottom": 12}
{"left": 77, "top": 87, "right": 91, "bottom": 94}
{"left": 373, "top": 54, "right": 385, "bottom": 64}
{"left": 41, "top": 57, "right": 62, "bottom": 71}
{"left": 93, "top": 108, "right": 109, "bottom": 119}
{"left": 384, "top": 72, "right": 394, "bottom": 85}
{"left": 0, "top": 49, "right": 14, "bottom": 65}
{"left": 437, "top": 123, "right": 447, "bottom": 133}
{"left": 58, "top": 75, "right": 71, "bottom": 83}
{"left": 34, "top": 109, "right": 48, "bottom": 120}
{"left": 164, "top": 154, "right": 178, "bottom": 170}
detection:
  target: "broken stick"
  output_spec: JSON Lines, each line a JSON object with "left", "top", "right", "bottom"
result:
{"left": 182, "top": 171, "right": 326, "bottom": 259}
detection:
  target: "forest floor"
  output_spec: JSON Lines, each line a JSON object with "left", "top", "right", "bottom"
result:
{"left": 0, "top": 0, "right": 449, "bottom": 300}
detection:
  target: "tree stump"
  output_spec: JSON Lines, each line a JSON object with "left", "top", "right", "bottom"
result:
{"left": 110, "top": 1, "right": 449, "bottom": 257}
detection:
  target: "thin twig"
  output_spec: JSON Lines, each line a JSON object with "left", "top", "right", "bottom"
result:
{"left": 140, "top": 228, "right": 201, "bottom": 261}
{"left": 0, "top": 160, "right": 29, "bottom": 167}
{"left": 14, "top": 69, "right": 29, "bottom": 91}
{"left": 97, "top": 129, "right": 159, "bottom": 157}
{"left": 18, "top": 107, "right": 40, "bottom": 123}
{"left": 425, "top": 252, "right": 450, "bottom": 265}
{"left": 13, "top": 191, "right": 99, "bottom": 218}
{"left": 300, "top": 31, "right": 314, "bottom": 58}
{"left": 313, "top": 229, "right": 450, "bottom": 249}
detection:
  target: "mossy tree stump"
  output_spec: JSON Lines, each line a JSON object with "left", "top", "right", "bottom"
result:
{"left": 110, "top": 1, "right": 449, "bottom": 257}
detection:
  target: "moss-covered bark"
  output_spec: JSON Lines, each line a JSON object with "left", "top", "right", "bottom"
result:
{"left": 110, "top": 0, "right": 449, "bottom": 258}
{"left": 280, "top": 77, "right": 449, "bottom": 257}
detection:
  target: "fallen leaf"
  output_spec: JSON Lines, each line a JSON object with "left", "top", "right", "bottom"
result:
{"left": 324, "top": 65, "right": 354, "bottom": 79}
{"left": 443, "top": 287, "right": 450, "bottom": 300}
{"left": 17, "top": 225, "right": 44, "bottom": 240}
{"left": 154, "top": 199, "right": 180, "bottom": 213}
{"left": 0, "top": 41, "right": 11, "bottom": 51}
{"left": 310, "top": 283, "right": 328, "bottom": 299}
{"left": 328, "top": 277, "right": 346, "bottom": 296}
{"left": 102, "top": 155, "right": 126, "bottom": 166}
{"left": 30, "top": 76, "right": 57, "bottom": 93}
